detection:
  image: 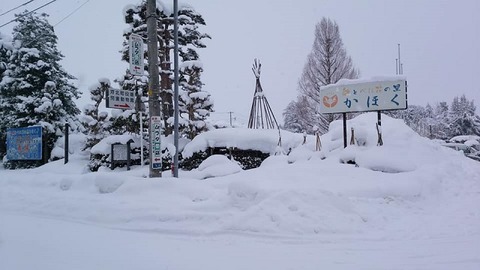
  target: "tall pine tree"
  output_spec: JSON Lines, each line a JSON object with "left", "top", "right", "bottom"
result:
{"left": 0, "top": 32, "right": 14, "bottom": 157}
{"left": 449, "top": 95, "right": 480, "bottom": 136}
{"left": 82, "top": 79, "right": 113, "bottom": 151}
{"left": 0, "top": 11, "right": 80, "bottom": 167}
{"left": 121, "top": 1, "right": 211, "bottom": 136}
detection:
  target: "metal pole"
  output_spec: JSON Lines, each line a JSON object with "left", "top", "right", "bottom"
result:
{"left": 140, "top": 111, "right": 144, "bottom": 167}
{"left": 396, "top": 58, "right": 398, "bottom": 75}
{"left": 342, "top": 113, "right": 347, "bottom": 148}
{"left": 64, "top": 123, "right": 69, "bottom": 164}
{"left": 397, "top": 43, "right": 402, "bottom": 75}
{"left": 173, "top": 0, "right": 179, "bottom": 177}
{"left": 147, "top": 0, "right": 162, "bottom": 177}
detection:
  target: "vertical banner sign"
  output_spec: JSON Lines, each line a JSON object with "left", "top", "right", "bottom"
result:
{"left": 129, "top": 34, "right": 144, "bottom": 76}
{"left": 150, "top": 116, "right": 162, "bottom": 169}
{"left": 6, "top": 126, "right": 43, "bottom": 160}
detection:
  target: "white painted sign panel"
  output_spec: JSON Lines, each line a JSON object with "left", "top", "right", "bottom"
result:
{"left": 150, "top": 116, "right": 162, "bottom": 169}
{"left": 319, "top": 79, "right": 407, "bottom": 114}
{"left": 129, "top": 34, "right": 144, "bottom": 76}
{"left": 106, "top": 89, "right": 136, "bottom": 110}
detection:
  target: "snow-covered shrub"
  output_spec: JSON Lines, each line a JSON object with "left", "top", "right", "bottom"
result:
{"left": 180, "top": 150, "right": 209, "bottom": 170}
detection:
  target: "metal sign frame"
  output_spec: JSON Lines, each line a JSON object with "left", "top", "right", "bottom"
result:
{"left": 6, "top": 126, "right": 43, "bottom": 160}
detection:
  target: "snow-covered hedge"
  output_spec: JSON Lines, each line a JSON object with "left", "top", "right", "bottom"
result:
{"left": 180, "top": 128, "right": 304, "bottom": 169}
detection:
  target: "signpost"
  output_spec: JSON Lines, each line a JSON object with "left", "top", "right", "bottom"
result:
{"left": 129, "top": 34, "right": 144, "bottom": 76}
{"left": 6, "top": 126, "right": 42, "bottom": 160}
{"left": 150, "top": 116, "right": 162, "bottom": 170}
{"left": 319, "top": 77, "right": 407, "bottom": 148}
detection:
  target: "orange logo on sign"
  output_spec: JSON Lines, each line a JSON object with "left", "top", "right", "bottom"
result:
{"left": 323, "top": 95, "right": 338, "bottom": 108}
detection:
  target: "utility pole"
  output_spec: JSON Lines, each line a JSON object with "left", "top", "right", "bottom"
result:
{"left": 173, "top": 0, "right": 179, "bottom": 177}
{"left": 397, "top": 43, "right": 403, "bottom": 75}
{"left": 147, "top": 0, "right": 162, "bottom": 178}
{"left": 229, "top": 111, "right": 233, "bottom": 127}
{"left": 396, "top": 58, "right": 399, "bottom": 75}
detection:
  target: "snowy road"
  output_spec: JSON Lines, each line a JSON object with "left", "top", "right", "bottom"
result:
{"left": 1, "top": 213, "right": 479, "bottom": 270}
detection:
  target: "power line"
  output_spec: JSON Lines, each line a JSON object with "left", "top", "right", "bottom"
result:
{"left": 0, "top": 0, "right": 36, "bottom": 17}
{"left": 0, "top": 0, "right": 57, "bottom": 29}
{"left": 54, "top": 0, "right": 90, "bottom": 27}
{"left": 0, "top": 0, "right": 90, "bottom": 50}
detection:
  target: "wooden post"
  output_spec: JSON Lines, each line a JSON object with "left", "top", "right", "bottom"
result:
{"left": 110, "top": 144, "right": 115, "bottom": 170}
{"left": 127, "top": 141, "right": 131, "bottom": 171}
{"left": 377, "top": 111, "right": 383, "bottom": 146}
{"left": 315, "top": 132, "right": 322, "bottom": 151}
{"left": 350, "top": 127, "right": 355, "bottom": 145}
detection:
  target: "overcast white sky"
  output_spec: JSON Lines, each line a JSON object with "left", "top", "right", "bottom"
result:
{"left": 1, "top": 0, "right": 479, "bottom": 122}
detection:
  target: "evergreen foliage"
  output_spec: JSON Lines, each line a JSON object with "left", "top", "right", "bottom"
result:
{"left": 121, "top": 1, "right": 212, "bottom": 136}
{"left": 385, "top": 95, "right": 480, "bottom": 139}
{"left": 448, "top": 95, "right": 480, "bottom": 136}
{"left": 0, "top": 12, "right": 80, "bottom": 167}
{"left": 178, "top": 57, "right": 213, "bottom": 139}
{"left": 0, "top": 32, "right": 13, "bottom": 157}
{"left": 82, "top": 79, "right": 113, "bottom": 150}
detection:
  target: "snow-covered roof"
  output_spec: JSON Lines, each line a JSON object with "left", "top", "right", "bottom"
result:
{"left": 90, "top": 134, "right": 138, "bottom": 155}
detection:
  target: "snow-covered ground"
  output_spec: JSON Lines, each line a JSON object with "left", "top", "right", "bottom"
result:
{"left": 1, "top": 113, "right": 480, "bottom": 270}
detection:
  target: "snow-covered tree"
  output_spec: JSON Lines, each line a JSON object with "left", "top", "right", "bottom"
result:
{"left": 177, "top": 48, "right": 213, "bottom": 139}
{"left": 0, "top": 32, "right": 14, "bottom": 157}
{"left": 0, "top": 11, "right": 80, "bottom": 166}
{"left": 0, "top": 32, "right": 12, "bottom": 79}
{"left": 82, "top": 79, "right": 113, "bottom": 150}
{"left": 430, "top": 101, "right": 450, "bottom": 139}
{"left": 385, "top": 96, "right": 480, "bottom": 140}
{"left": 284, "top": 17, "right": 359, "bottom": 134}
{"left": 283, "top": 96, "right": 319, "bottom": 134}
{"left": 449, "top": 95, "right": 480, "bottom": 136}
{"left": 121, "top": 1, "right": 211, "bottom": 136}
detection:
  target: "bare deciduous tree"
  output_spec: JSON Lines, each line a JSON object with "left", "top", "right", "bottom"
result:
{"left": 284, "top": 17, "right": 359, "bottom": 134}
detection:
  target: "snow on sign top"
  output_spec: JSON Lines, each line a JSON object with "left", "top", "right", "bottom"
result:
{"left": 319, "top": 76, "right": 408, "bottom": 114}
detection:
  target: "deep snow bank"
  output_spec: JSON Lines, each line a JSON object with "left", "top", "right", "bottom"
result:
{"left": 0, "top": 113, "right": 479, "bottom": 239}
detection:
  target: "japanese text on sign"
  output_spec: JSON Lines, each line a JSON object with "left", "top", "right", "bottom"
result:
{"left": 150, "top": 116, "right": 162, "bottom": 170}
{"left": 129, "top": 34, "right": 144, "bottom": 76}
{"left": 6, "top": 126, "right": 42, "bottom": 160}
{"left": 319, "top": 79, "right": 407, "bottom": 114}
{"left": 106, "top": 89, "right": 136, "bottom": 110}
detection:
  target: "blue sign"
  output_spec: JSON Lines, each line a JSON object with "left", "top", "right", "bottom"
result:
{"left": 6, "top": 126, "right": 43, "bottom": 160}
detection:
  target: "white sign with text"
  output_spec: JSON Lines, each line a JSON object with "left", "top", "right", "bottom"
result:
{"left": 319, "top": 78, "right": 407, "bottom": 114}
